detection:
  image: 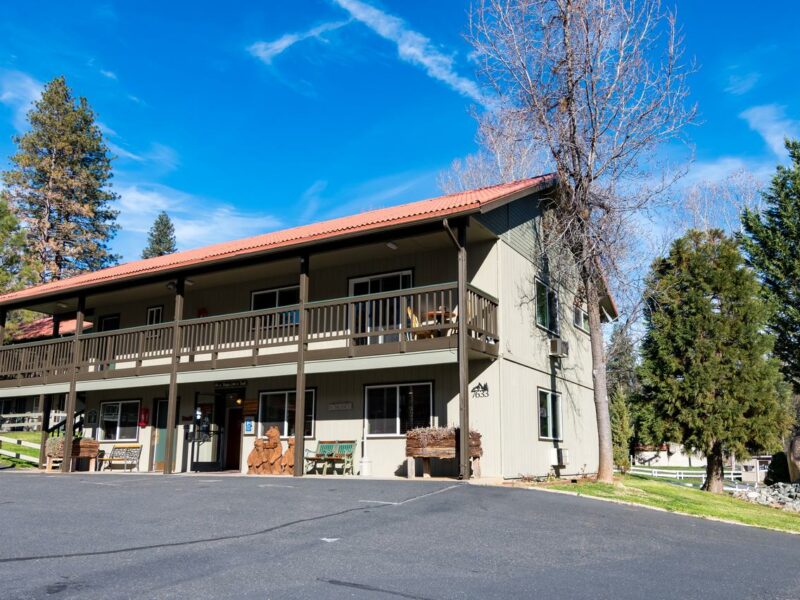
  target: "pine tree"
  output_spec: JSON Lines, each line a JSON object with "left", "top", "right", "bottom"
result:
{"left": 142, "top": 211, "right": 177, "bottom": 259}
{"left": 1, "top": 76, "right": 119, "bottom": 283}
{"left": 0, "top": 197, "right": 28, "bottom": 294}
{"left": 609, "top": 387, "right": 633, "bottom": 472}
{"left": 740, "top": 139, "right": 800, "bottom": 393}
{"left": 639, "top": 229, "right": 793, "bottom": 493}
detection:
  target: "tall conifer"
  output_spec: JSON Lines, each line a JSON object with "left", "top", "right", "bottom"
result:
{"left": 1, "top": 76, "right": 119, "bottom": 282}
{"left": 639, "top": 230, "right": 793, "bottom": 492}
{"left": 142, "top": 211, "right": 177, "bottom": 259}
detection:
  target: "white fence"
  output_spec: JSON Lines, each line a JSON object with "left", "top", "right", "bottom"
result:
{"left": 628, "top": 466, "right": 743, "bottom": 481}
{"left": 0, "top": 411, "right": 67, "bottom": 432}
{"left": 0, "top": 435, "right": 40, "bottom": 465}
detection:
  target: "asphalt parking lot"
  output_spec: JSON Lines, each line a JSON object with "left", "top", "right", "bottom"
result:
{"left": 1, "top": 472, "right": 798, "bottom": 600}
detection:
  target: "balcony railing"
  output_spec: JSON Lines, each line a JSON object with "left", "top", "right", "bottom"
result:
{"left": 0, "top": 282, "right": 499, "bottom": 387}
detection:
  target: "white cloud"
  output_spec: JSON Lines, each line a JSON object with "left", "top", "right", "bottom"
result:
{"left": 107, "top": 140, "right": 180, "bottom": 172}
{"left": 115, "top": 183, "right": 282, "bottom": 258}
{"left": 99, "top": 69, "right": 118, "bottom": 80}
{"left": 725, "top": 71, "right": 759, "bottom": 95}
{"left": 331, "top": 0, "right": 487, "bottom": 106}
{"left": 0, "top": 70, "right": 43, "bottom": 131}
{"left": 739, "top": 104, "right": 800, "bottom": 159}
{"left": 248, "top": 20, "right": 350, "bottom": 65}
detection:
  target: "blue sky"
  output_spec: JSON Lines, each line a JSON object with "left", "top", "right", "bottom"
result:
{"left": 0, "top": 1, "right": 798, "bottom": 260}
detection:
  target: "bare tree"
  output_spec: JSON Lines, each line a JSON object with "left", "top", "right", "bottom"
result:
{"left": 439, "top": 108, "right": 552, "bottom": 193}
{"left": 468, "top": 0, "right": 695, "bottom": 482}
{"left": 681, "top": 169, "right": 763, "bottom": 234}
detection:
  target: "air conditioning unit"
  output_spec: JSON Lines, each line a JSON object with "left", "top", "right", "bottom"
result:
{"left": 550, "top": 447, "right": 570, "bottom": 466}
{"left": 549, "top": 338, "right": 569, "bottom": 358}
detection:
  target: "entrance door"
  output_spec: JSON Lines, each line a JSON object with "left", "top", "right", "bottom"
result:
{"left": 349, "top": 270, "right": 412, "bottom": 344}
{"left": 152, "top": 399, "right": 169, "bottom": 471}
{"left": 225, "top": 408, "right": 243, "bottom": 470}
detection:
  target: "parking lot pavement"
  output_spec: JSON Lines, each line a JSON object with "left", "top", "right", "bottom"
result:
{"left": 1, "top": 471, "right": 799, "bottom": 600}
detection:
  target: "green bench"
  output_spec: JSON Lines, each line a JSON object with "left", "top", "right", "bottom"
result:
{"left": 304, "top": 440, "right": 357, "bottom": 475}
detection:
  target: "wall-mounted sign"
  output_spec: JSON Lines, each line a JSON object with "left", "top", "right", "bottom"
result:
{"left": 243, "top": 415, "right": 255, "bottom": 435}
{"left": 471, "top": 383, "right": 489, "bottom": 399}
{"left": 215, "top": 380, "right": 247, "bottom": 389}
{"left": 328, "top": 402, "right": 353, "bottom": 412}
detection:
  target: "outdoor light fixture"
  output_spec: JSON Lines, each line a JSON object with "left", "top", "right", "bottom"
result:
{"left": 236, "top": 397, "right": 243, "bottom": 406}
{"left": 386, "top": 242, "right": 398, "bottom": 250}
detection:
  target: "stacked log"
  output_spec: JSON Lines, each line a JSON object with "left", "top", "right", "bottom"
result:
{"left": 405, "top": 427, "right": 482, "bottom": 459}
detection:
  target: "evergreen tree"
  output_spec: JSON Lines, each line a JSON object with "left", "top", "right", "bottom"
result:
{"left": 606, "top": 325, "right": 638, "bottom": 396}
{"left": 740, "top": 139, "right": 800, "bottom": 393}
{"left": 1, "top": 76, "right": 119, "bottom": 283}
{"left": 609, "top": 387, "right": 633, "bottom": 472}
{"left": 0, "top": 197, "right": 28, "bottom": 294}
{"left": 142, "top": 211, "right": 177, "bottom": 259}
{"left": 639, "top": 229, "right": 793, "bottom": 493}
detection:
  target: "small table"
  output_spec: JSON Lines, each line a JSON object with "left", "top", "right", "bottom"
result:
{"left": 425, "top": 310, "right": 452, "bottom": 337}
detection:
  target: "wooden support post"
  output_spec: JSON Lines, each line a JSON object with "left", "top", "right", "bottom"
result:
{"left": 163, "top": 278, "right": 185, "bottom": 475}
{"left": 62, "top": 297, "right": 85, "bottom": 473}
{"left": 457, "top": 221, "right": 470, "bottom": 480}
{"left": 38, "top": 394, "right": 51, "bottom": 467}
{"left": 51, "top": 314, "right": 61, "bottom": 338}
{"left": 293, "top": 255, "right": 309, "bottom": 477}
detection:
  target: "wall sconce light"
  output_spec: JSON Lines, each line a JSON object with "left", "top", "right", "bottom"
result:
{"left": 235, "top": 397, "right": 243, "bottom": 406}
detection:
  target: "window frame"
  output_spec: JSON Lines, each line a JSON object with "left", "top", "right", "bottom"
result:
{"left": 250, "top": 284, "right": 301, "bottom": 311}
{"left": 573, "top": 304, "right": 589, "bottom": 333}
{"left": 97, "top": 314, "right": 121, "bottom": 332}
{"left": 535, "top": 279, "right": 560, "bottom": 335}
{"left": 146, "top": 305, "right": 164, "bottom": 326}
{"left": 364, "top": 381, "right": 434, "bottom": 438}
{"left": 98, "top": 399, "right": 141, "bottom": 442}
{"left": 257, "top": 388, "right": 316, "bottom": 439}
{"left": 537, "top": 388, "right": 562, "bottom": 441}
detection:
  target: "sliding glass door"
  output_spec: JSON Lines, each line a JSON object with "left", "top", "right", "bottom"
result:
{"left": 349, "top": 270, "right": 412, "bottom": 344}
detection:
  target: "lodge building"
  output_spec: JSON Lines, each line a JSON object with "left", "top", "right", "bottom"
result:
{"left": 0, "top": 175, "right": 615, "bottom": 479}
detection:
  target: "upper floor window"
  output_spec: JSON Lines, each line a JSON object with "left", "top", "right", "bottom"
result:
{"left": 252, "top": 285, "right": 300, "bottom": 324}
{"left": 573, "top": 305, "right": 589, "bottom": 333}
{"left": 535, "top": 280, "right": 559, "bottom": 334}
{"left": 147, "top": 305, "right": 164, "bottom": 325}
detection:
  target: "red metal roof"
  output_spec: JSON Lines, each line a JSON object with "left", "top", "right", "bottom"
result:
{"left": 0, "top": 174, "right": 556, "bottom": 307}
{"left": 13, "top": 317, "right": 93, "bottom": 341}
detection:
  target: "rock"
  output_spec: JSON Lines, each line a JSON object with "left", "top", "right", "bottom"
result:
{"left": 736, "top": 482, "right": 800, "bottom": 513}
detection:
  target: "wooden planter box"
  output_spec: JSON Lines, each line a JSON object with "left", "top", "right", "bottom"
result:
{"left": 45, "top": 438, "right": 100, "bottom": 471}
{"left": 405, "top": 428, "right": 482, "bottom": 478}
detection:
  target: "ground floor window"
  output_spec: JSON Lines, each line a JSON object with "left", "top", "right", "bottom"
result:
{"left": 538, "top": 389, "right": 562, "bottom": 441}
{"left": 259, "top": 389, "right": 315, "bottom": 438}
{"left": 365, "top": 382, "right": 432, "bottom": 436}
{"left": 99, "top": 400, "right": 140, "bottom": 441}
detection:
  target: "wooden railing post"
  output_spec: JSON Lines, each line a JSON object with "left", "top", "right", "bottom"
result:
{"left": 62, "top": 296, "right": 85, "bottom": 473}
{"left": 294, "top": 255, "right": 309, "bottom": 476}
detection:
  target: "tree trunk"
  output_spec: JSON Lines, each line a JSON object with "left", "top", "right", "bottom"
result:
{"left": 702, "top": 442, "right": 725, "bottom": 493}
{"left": 585, "top": 275, "right": 614, "bottom": 483}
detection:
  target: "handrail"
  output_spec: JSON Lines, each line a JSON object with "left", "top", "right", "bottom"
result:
{"left": 0, "top": 282, "right": 499, "bottom": 383}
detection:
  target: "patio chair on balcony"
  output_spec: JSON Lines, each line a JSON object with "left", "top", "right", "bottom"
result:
{"left": 405, "top": 306, "right": 435, "bottom": 340}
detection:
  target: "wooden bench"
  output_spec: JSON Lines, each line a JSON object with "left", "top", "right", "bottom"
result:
{"left": 96, "top": 444, "right": 142, "bottom": 472}
{"left": 304, "top": 440, "right": 357, "bottom": 475}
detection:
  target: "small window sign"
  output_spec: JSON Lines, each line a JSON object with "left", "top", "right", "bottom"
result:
{"left": 243, "top": 415, "right": 255, "bottom": 435}
{"left": 86, "top": 409, "right": 98, "bottom": 426}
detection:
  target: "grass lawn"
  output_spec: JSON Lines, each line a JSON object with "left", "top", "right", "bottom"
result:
{"left": 543, "top": 475, "right": 800, "bottom": 534}
{"left": 0, "top": 431, "right": 41, "bottom": 460}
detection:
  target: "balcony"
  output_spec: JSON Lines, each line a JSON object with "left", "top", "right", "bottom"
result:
{"left": 0, "top": 283, "right": 499, "bottom": 389}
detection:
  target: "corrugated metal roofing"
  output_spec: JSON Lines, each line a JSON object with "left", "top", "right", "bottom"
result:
{"left": 0, "top": 174, "right": 556, "bottom": 307}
